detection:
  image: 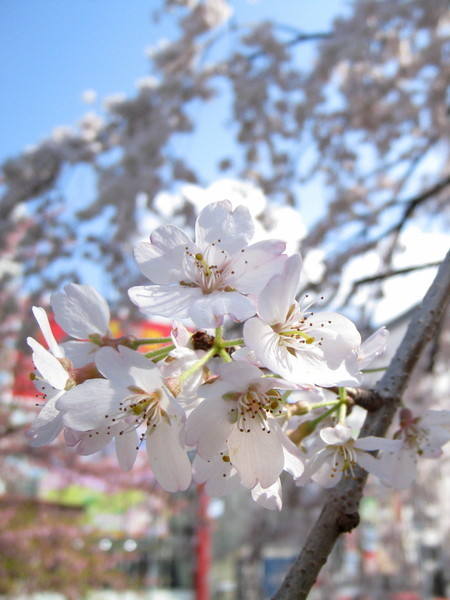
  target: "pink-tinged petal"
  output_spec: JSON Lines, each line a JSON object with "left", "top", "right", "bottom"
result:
{"left": 244, "top": 316, "right": 284, "bottom": 366}
{"left": 57, "top": 379, "right": 122, "bottom": 431}
{"left": 257, "top": 254, "right": 302, "bottom": 324}
{"left": 279, "top": 434, "right": 305, "bottom": 480}
{"left": 377, "top": 446, "right": 417, "bottom": 489}
{"left": 231, "top": 240, "right": 287, "bottom": 295}
{"left": 188, "top": 291, "right": 256, "bottom": 329}
{"left": 355, "top": 451, "right": 397, "bottom": 482}
{"left": 128, "top": 284, "right": 200, "bottom": 319}
{"left": 64, "top": 428, "right": 83, "bottom": 447}
{"left": 193, "top": 454, "right": 240, "bottom": 496}
{"left": 51, "top": 283, "right": 110, "bottom": 339}
{"left": 28, "top": 393, "right": 64, "bottom": 447}
{"left": 228, "top": 419, "right": 285, "bottom": 489}
{"left": 134, "top": 225, "right": 194, "bottom": 284}
{"left": 27, "top": 337, "right": 69, "bottom": 390}
{"left": 357, "top": 326, "right": 389, "bottom": 369}
{"left": 215, "top": 361, "right": 265, "bottom": 392}
{"left": 32, "top": 306, "right": 64, "bottom": 358}
{"left": 195, "top": 200, "right": 254, "bottom": 253}
{"left": 61, "top": 340, "right": 99, "bottom": 367}
{"left": 96, "top": 345, "right": 163, "bottom": 392}
{"left": 311, "top": 450, "right": 344, "bottom": 488}
{"left": 76, "top": 430, "right": 112, "bottom": 455}
{"left": 186, "top": 397, "right": 234, "bottom": 459}
{"left": 146, "top": 419, "right": 191, "bottom": 492}
{"left": 420, "top": 409, "right": 450, "bottom": 431}
{"left": 170, "top": 321, "right": 192, "bottom": 347}
{"left": 115, "top": 430, "right": 139, "bottom": 471}
{"left": 320, "top": 425, "right": 353, "bottom": 446}
{"left": 251, "top": 480, "right": 282, "bottom": 511}
{"left": 308, "top": 312, "right": 361, "bottom": 368}
{"left": 354, "top": 436, "right": 402, "bottom": 452}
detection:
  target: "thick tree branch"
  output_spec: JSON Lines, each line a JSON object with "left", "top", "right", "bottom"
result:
{"left": 273, "top": 249, "right": 450, "bottom": 600}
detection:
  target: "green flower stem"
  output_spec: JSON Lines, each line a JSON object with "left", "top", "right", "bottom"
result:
{"left": 220, "top": 338, "right": 244, "bottom": 347}
{"left": 214, "top": 326, "right": 224, "bottom": 345}
{"left": 178, "top": 346, "right": 218, "bottom": 385}
{"left": 361, "top": 366, "right": 388, "bottom": 373}
{"left": 131, "top": 337, "right": 172, "bottom": 348}
{"left": 309, "top": 403, "right": 341, "bottom": 429}
{"left": 144, "top": 345, "right": 174, "bottom": 360}
{"left": 218, "top": 348, "right": 233, "bottom": 363}
{"left": 338, "top": 387, "right": 348, "bottom": 423}
{"left": 309, "top": 399, "right": 342, "bottom": 410}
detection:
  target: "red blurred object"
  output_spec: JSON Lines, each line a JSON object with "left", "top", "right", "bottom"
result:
{"left": 195, "top": 484, "right": 211, "bottom": 600}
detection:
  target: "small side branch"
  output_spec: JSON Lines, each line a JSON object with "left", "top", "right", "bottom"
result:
{"left": 273, "top": 249, "right": 450, "bottom": 600}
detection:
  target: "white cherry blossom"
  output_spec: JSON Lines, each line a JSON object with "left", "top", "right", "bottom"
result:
{"left": 377, "top": 408, "right": 450, "bottom": 489}
{"left": 26, "top": 306, "right": 72, "bottom": 446}
{"left": 186, "top": 361, "right": 304, "bottom": 489}
{"left": 128, "top": 200, "right": 287, "bottom": 329}
{"left": 57, "top": 345, "right": 192, "bottom": 492}
{"left": 51, "top": 283, "right": 112, "bottom": 367}
{"left": 193, "top": 451, "right": 283, "bottom": 510}
{"left": 304, "top": 424, "right": 401, "bottom": 488}
{"left": 244, "top": 254, "right": 362, "bottom": 387}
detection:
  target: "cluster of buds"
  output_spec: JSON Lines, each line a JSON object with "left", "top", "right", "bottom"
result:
{"left": 28, "top": 201, "right": 450, "bottom": 509}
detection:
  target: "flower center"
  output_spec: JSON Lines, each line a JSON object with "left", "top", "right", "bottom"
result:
{"left": 225, "top": 386, "right": 283, "bottom": 433}
{"left": 180, "top": 244, "right": 239, "bottom": 294}
{"left": 273, "top": 304, "right": 322, "bottom": 353}
{"left": 106, "top": 387, "right": 169, "bottom": 441}
{"left": 330, "top": 443, "right": 357, "bottom": 479}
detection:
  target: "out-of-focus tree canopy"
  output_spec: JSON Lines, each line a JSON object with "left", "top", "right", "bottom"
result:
{"left": 1, "top": 0, "right": 448, "bottom": 318}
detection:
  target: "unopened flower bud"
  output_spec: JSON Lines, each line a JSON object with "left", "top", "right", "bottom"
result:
{"left": 288, "top": 420, "right": 316, "bottom": 445}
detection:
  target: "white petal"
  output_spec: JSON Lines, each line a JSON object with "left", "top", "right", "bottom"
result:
{"left": 32, "top": 306, "right": 64, "bottom": 358}
{"left": 193, "top": 454, "right": 240, "bottom": 497}
{"left": 251, "top": 480, "right": 282, "bottom": 510}
{"left": 377, "top": 447, "right": 417, "bottom": 489}
{"left": 57, "top": 379, "right": 122, "bottom": 431}
{"left": 215, "top": 361, "right": 264, "bottom": 392}
{"left": 28, "top": 393, "right": 64, "bottom": 446}
{"left": 356, "top": 451, "right": 398, "bottom": 482}
{"left": 128, "top": 284, "right": 200, "bottom": 319}
{"left": 134, "top": 225, "right": 193, "bottom": 284}
{"left": 257, "top": 254, "right": 302, "bottom": 324}
{"left": 357, "top": 326, "right": 389, "bottom": 369}
{"left": 195, "top": 200, "right": 254, "bottom": 254}
{"left": 95, "top": 345, "right": 162, "bottom": 391}
{"left": 61, "top": 340, "right": 99, "bottom": 367}
{"left": 231, "top": 240, "right": 287, "bottom": 295}
{"left": 27, "top": 337, "right": 69, "bottom": 390}
{"left": 186, "top": 397, "right": 233, "bottom": 459}
{"left": 146, "top": 418, "right": 192, "bottom": 492}
{"left": 51, "top": 283, "right": 110, "bottom": 339}
{"left": 188, "top": 291, "right": 256, "bottom": 329}
{"left": 280, "top": 433, "right": 305, "bottom": 480}
{"left": 354, "top": 436, "right": 402, "bottom": 452}
{"left": 76, "top": 430, "right": 113, "bottom": 455}
{"left": 115, "top": 429, "right": 139, "bottom": 471}
{"left": 320, "top": 425, "right": 353, "bottom": 446}
{"left": 228, "top": 419, "right": 285, "bottom": 489}
{"left": 311, "top": 450, "right": 344, "bottom": 488}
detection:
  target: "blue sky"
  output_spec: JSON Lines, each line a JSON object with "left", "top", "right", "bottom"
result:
{"left": 0, "top": 0, "right": 349, "bottom": 164}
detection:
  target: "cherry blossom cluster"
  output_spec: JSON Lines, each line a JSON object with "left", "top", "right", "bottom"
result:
{"left": 27, "top": 201, "right": 450, "bottom": 509}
